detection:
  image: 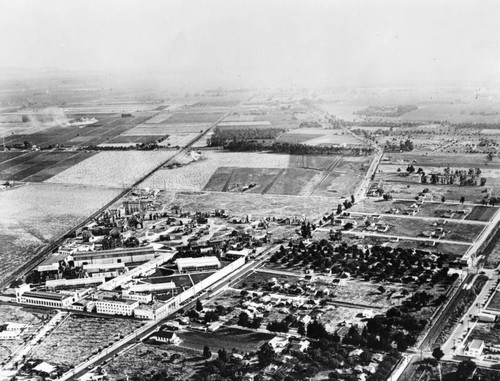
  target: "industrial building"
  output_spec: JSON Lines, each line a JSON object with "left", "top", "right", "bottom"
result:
{"left": 71, "top": 246, "right": 158, "bottom": 267}
{"left": 45, "top": 276, "right": 106, "bottom": 290}
{"left": 94, "top": 298, "right": 139, "bottom": 316}
{"left": 176, "top": 256, "right": 221, "bottom": 273}
{"left": 17, "top": 291, "right": 75, "bottom": 308}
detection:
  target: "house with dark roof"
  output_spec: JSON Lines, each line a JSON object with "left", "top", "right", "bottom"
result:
{"left": 151, "top": 330, "right": 180, "bottom": 344}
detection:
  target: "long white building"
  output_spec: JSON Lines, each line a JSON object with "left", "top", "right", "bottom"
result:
{"left": 176, "top": 256, "right": 221, "bottom": 273}
{"left": 94, "top": 298, "right": 139, "bottom": 316}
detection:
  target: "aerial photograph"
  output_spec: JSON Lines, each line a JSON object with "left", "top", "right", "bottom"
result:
{"left": 0, "top": 0, "right": 500, "bottom": 380}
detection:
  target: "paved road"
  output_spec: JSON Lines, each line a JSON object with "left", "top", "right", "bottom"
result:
{"left": 348, "top": 211, "right": 489, "bottom": 226}
{"left": 340, "top": 230, "right": 472, "bottom": 246}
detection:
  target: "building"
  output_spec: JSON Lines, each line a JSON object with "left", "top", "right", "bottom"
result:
{"left": 151, "top": 330, "right": 180, "bottom": 344}
{"left": 176, "top": 256, "right": 221, "bottom": 273}
{"left": 225, "top": 249, "right": 251, "bottom": 260}
{"left": 72, "top": 246, "right": 158, "bottom": 267}
{"left": 45, "top": 276, "right": 106, "bottom": 290}
{"left": 464, "top": 339, "right": 485, "bottom": 358}
{"left": 126, "top": 281, "right": 176, "bottom": 293}
{"left": 18, "top": 291, "right": 75, "bottom": 308}
{"left": 95, "top": 298, "right": 139, "bottom": 316}
{"left": 121, "top": 290, "right": 152, "bottom": 303}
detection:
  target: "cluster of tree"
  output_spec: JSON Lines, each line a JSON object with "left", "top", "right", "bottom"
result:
{"left": 299, "top": 121, "right": 322, "bottom": 128}
{"left": 196, "top": 343, "right": 276, "bottom": 380}
{"left": 84, "top": 140, "right": 165, "bottom": 151}
{"left": 354, "top": 105, "right": 418, "bottom": 117}
{"left": 187, "top": 301, "right": 230, "bottom": 324}
{"left": 293, "top": 331, "right": 401, "bottom": 381}
{"left": 223, "top": 140, "right": 374, "bottom": 156}
{"left": 384, "top": 139, "right": 414, "bottom": 152}
{"left": 237, "top": 311, "right": 262, "bottom": 329}
{"left": 300, "top": 221, "right": 315, "bottom": 239}
{"left": 419, "top": 166, "right": 487, "bottom": 187}
{"left": 267, "top": 317, "right": 293, "bottom": 333}
{"left": 208, "top": 127, "right": 285, "bottom": 146}
{"left": 269, "top": 240, "right": 455, "bottom": 285}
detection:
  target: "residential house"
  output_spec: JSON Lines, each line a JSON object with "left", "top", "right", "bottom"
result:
{"left": 151, "top": 330, "right": 180, "bottom": 344}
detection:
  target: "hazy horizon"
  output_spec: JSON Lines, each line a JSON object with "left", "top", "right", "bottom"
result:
{"left": 1, "top": 0, "right": 500, "bottom": 88}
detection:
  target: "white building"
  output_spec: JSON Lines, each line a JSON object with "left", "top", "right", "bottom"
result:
{"left": 18, "top": 291, "right": 75, "bottom": 308}
{"left": 121, "top": 290, "right": 152, "bottom": 303}
{"left": 46, "top": 276, "right": 106, "bottom": 290}
{"left": 95, "top": 298, "right": 139, "bottom": 316}
{"left": 126, "top": 281, "right": 176, "bottom": 293}
{"left": 176, "top": 256, "right": 221, "bottom": 273}
{"left": 151, "top": 330, "right": 180, "bottom": 344}
{"left": 464, "top": 339, "right": 485, "bottom": 358}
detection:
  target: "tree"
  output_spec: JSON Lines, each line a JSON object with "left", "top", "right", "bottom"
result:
{"left": 257, "top": 343, "right": 275, "bottom": 366}
{"left": 218, "top": 348, "right": 228, "bottom": 362}
{"left": 441, "top": 196, "right": 446, "bottom": 203}
{"left": 460, "top": 196, "right": 465, "bottom": 204}
{"left": 196, "top": 299, "right": 203, "bottom": 312}
{"left": 432, "top": 347, "right": 444, "bottom": 381}
{"left": 237, "top": 312, "right": 250, "bottom": 327}
{"left": 456, "top": 359, "right": 476, "bottom": 381}
{"left": 203, "top": 345, "right": 212, "bottom": 359}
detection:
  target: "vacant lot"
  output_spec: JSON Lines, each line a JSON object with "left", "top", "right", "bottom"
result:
{"left": 331, "top": 281, "right": 401, "bottom": 309}
{"left": 122, "top": 122, "right": 211, "bottom": 135}
{"left": 46, "top": 150, "right": 176, "bottom": 188}
{"left": 320, "top": 306, "right": 367, "bottom": 333}
{"left": 178, "top": 327, "right": 273, "bottom": 353}
{"left": 104, "top": 343, "right": 201, "bottom": 381}
{"left": 468, "top": 323, "right": 500, "bottom": 345}
{"left": 234, "top": 269, "right": 302, "bottom": 289}
{"left": 33, "top": 314, "right": 143, "bottom": 369}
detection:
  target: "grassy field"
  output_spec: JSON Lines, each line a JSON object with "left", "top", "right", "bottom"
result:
{"left": 177, "top": 327, "right": 274, "bottom": 353}
{"left": 233, "top": 269, "right": 302, "bottom": 289}
{"left": 32, "top": 314, "right": 143, "bottom": 369}
{"left": 320, "top": 306, "right": 367, "bottom": 333}
{"left": 330, "top": 281, "right": 402, "bottom": 309}
{"left": 165, "top": 112, "right": 226, "bottom": 124}
{"left": 0, "top": 183, "right": 121, "bottom": 281}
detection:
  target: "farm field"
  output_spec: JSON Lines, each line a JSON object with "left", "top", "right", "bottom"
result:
{"left": 0, "top": 183, "right": 121, "bottom": 281}
{"left": 3, "top": 113, "right": 157, "bottom": 149}
{"left": 104, "top": 343, "right": 201, "bottom": 381}
{"left": 0, "top": 151, "right": 97, "bottom": 182}
{"left": 141, "top": 151, "right": 290, "bottom": 191}
{"left": 161, "top": 191, "right": 338, "bottom": 220}
{"left": 177, "top": 327, "right": 274, "bottom": 353}
{"left": 158, "top": 133, "right": 199, "bottom": 148}
{"left": 121, "top": 122, "right": 212, "bottom": 135}
{"left": 233, "top": 269, "right": 302, "bottom": 289}
{"left": 46, "top": 150, "right": 177, "bottom": 188}
{"left": 482, "top": 227, "right": 500, "bottom": 268}
{"left": 352, "top": 216, "right": 484, "bottom": 243}
{"left": 466, "top": 206, "right": 499, "bottom": 222}
{"left": 165, "top": 112, "right": 226, "bottom": 124}
{"left": 275, "top": 133, "right": 324, "bottom": 144}
{"left": 32, "top": 314, "right": 143, "bottom": 369}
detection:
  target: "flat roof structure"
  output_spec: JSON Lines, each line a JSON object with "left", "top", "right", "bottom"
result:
{"left": 22, "top": 291, "right": 72, "bottom": 301}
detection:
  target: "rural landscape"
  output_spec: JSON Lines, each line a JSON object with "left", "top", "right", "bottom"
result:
{"left": 1, "top": 1, "right": 500, "bottom": 381}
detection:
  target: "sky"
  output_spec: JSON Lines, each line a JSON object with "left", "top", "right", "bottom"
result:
{"left": 0, "top": 0, "right": 499, "bottom": 87}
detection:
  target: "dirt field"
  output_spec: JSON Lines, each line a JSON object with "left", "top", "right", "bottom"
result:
{"left": 32, "top": 314, "right": 143, "bottom": 369}
{"left": 330, "top": 281, "right": 402, "bottom": 309}
{"left": 319, "top": 306, "right": 367, "bottom": 333}
{"left": 161, "top": 191, "right": 339, "bottom": 220}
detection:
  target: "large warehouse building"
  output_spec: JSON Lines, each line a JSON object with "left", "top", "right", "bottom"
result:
{"left": 176, "top": 256, "right": 221, "bottom": 273}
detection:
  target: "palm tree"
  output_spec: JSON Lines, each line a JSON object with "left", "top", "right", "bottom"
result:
{"left": 432, "top": 347, "right": 445, "bottom": 381}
